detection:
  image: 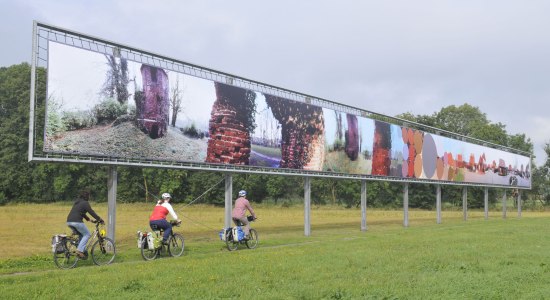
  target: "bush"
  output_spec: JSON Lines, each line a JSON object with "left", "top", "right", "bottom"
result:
{"left": 332, "top": 139, "right": 344, "bottom": 151}
{"left": 92, "top": 98, "right": 128, "bottom": 124}
{"left": 46, "top": 97, "right": 65, "bottom": 136}
{"left": 181, "top": 124, "right": 199, "bottom": 138}
{"left": 0, "top": 192, "right": 6, "bottom": 206}
{"left": 62, "top": 110, "right": 96, "bottom": 130}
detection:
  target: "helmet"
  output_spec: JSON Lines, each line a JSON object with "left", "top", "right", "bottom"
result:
{"left": 161, "top": 193, "right": 171, "bottom": 200}
{"left": 238, "top": 190, "right": 247, "bottom": 197}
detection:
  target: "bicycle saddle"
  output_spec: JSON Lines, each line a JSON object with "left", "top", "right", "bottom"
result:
{"left": 68, "top": 226, "right": 79, "bottom": 235}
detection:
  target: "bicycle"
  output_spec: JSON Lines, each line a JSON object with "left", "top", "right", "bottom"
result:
{"left": 52, "top": 220, "right": 116, "bottom": 269}
{"left": 223, "top": 216, "right": 258, "bottom": 251}
{"left": 139, "top": 220, "right": 185, "bottom": 261}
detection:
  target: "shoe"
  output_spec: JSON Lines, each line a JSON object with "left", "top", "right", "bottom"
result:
{"left": 76, "top": 250, "right": 86, "bottom": 258}
{"left": 162, "top": 240, "right": 169, "bottom": 246}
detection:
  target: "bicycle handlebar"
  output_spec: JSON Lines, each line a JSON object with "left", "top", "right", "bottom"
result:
{"left": 170, "top": 220, "right": 182, "bottom": 226}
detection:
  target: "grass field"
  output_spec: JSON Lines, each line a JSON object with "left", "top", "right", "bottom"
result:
{"left": 1, "top": 202, "right": 550, "bottom": 299}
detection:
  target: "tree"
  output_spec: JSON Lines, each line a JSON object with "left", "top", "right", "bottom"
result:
{"left": 533, "top": 143, "right": 550, "bottom": 204}
{"left": 170, "top": 75, "right": 184, "bottom": 127}
{"left": 102, "top": 55, "right": 130, "bottom": 104}
{"left": 433, "top": 104, "right": 489, "bottom": 136}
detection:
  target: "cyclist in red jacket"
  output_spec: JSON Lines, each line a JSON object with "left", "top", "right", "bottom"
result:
{"left": 149, "top": 193, "right": 181, "bottom": 244}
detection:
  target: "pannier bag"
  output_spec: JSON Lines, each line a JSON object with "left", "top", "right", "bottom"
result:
{"left": 147, "top": 232, "right": 156, "bottom": 250}
{"left": 232, "top": 226, "right": 245, "bottom": 242}
{"left": 219, "top": 228, "right": 231, "bottom": 241}
{"left": 51, "top": 234, "right": 67, "bottom": 254}
{"left": 137, "top": 231, "right": 148, "bottom": 249}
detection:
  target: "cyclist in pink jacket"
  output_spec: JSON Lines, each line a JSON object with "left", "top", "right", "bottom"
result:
{"left": 232, "top": 190, "right": 257, "bottom": 238}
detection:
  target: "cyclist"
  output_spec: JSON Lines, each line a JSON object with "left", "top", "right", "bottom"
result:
{"left": 149, "top": 193, "right": 181, "bottom": 245}
{"left": 232, "top": 190, "right": 257, "bottom": 238}
{"left": 66, "top": 190, "right": 104, "bottom": 258}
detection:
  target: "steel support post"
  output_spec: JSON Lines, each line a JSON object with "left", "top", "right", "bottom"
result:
{"left": 436, "top": 185, "right": 442, "bottom": 224}
{"left": 361, "top": 180, "right": 367, "bottom": 231}
{"left": 403, "top": 183, "right": 409, "bottom": 227}
{"left": 304, "top": 177, "right": 311, "bottom": 236}
{"left": 484, "top": 187, "right": 489, "bottom": 220}
{"left": 502, "top": 190, "right": 507, "bottom": 219}
{"left": 107, "top": 166, "right": 117, "bottom": 241}
{"left": 463, "top": 186, "right": 468, "bottom": 221}
{"left": 517, "top": 190, "right": 522, "bottom": 218}
{"left": 224, "top": 173, "right": 233, "bottom": 229}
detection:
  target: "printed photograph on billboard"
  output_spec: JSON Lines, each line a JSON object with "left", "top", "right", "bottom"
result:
{"left": 44, "top": 41, "right": 531, "bottom": 188}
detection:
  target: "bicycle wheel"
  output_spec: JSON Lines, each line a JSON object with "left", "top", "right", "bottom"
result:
{"left": 225, "top": 232, "right": 238, "bottom": 251}
{"left": 141, "top": 240, "right": 158, "bottom": 261}
{"left": 245, "top": 229, "right": 259, "bottom": 249}
{"left": 91, "top": 237, "right": 116, "bottom": 266}
{"left": 167, "top": 233, "right": 185, "bottom": 257}
{"left": 53, "top": 238, "right": 78, "bottom": 269}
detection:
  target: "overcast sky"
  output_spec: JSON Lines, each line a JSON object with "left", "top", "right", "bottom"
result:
{"left": 2, "top": 0, "right": 549, "bottom": 166}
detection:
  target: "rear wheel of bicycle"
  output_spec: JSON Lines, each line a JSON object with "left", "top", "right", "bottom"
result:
{"left": 245, "top": 229, "right": 259, "bottom": 249}
{"left": 91, "top": 237, "right": 116, "bottom": 266}
{"left": 141, "top": 240, "right": 158, "bottom": 261}
{"left": 225, "top": 233, "right": 238, "bottom": 251}
{"left": 167, "top": 234, "right": 185, "bottom": 257}
{"left": 53, "top": 238, "right": 79, "bottom": 269}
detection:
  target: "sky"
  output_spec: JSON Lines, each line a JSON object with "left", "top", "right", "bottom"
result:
{"left": 2, "top": 0, "right": 549, "bottom": 166}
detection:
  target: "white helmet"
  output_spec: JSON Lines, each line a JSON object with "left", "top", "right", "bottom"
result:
{"left": 161, "top": 193, "right": 171, "bottom": 200}
{"left": 238, "top": 190, "right": 247, "bottom": 197}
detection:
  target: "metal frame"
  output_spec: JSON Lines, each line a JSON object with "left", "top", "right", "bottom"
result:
{"left": 29, "top": 21, "right": 531, "bottom": 190}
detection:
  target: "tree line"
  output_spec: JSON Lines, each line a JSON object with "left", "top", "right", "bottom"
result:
{"left": 1, "top": 63, "right": 549, "bottom": 207}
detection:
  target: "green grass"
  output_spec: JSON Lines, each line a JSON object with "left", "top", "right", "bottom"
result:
{"left": 251, "top": 144, "right": 282, "bottom": 158}
{"left": 1, "top": 204, "right": 550, "bottom": 299}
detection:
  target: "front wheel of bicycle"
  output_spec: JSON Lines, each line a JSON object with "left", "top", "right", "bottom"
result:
{"left": 167, "top": 233, "right": 185, "bottom": 257}
{"left": 53, "top": 238, "right": 79, "bottom": 269}
{"left": 245, "top": 229, "right": 259, "bottom": 249}
{"left": 91, "top": 237, "right": 116, "bottom": 266}
{"left": 141, "top": 240, "right": 158, "bottom": 261}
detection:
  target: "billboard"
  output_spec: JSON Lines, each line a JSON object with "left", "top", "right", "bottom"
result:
{"left": 33, "top": 23, "right": 531, "bottom": 188}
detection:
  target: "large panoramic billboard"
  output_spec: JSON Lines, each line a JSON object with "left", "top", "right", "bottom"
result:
{"left": 35, "top": 24, "right": 531, "bottom": 188}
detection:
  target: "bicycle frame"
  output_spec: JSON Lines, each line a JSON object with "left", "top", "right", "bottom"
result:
{"left": 69, "top": 222, "right": 102, "bottom": 253}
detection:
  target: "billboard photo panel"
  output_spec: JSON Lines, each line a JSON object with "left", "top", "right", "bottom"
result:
{"left": 34, "top": 22, "right": 531, "bottom": 188}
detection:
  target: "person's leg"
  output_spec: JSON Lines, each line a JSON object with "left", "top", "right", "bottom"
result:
{"left": 67, "top": 222, "right": 90, "bottom": 253}
{"left": 151, "top": 219, "right": 171, "bottom": 242}
{"left": 162, "top": 220, "right": 172, "bottom": 242}
{"left": 238, "top": 217, "right": 250, "bottom": 236}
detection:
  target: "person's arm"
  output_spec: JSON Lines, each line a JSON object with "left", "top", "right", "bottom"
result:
{"left": 245, "top": 199, "right": 256, "bottom": 218}
{"left": 163, "top": 203, "right": 179, "bottom": 220}
{"left": 84, "top": 202, "right": 103, "bottom": 222}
